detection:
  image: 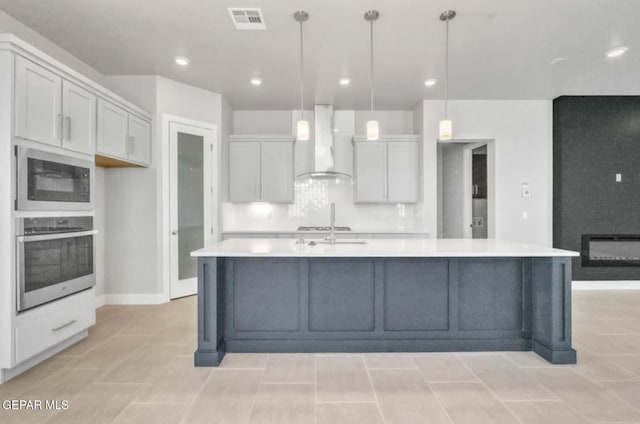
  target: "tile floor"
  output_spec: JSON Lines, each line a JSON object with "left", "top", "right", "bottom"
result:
{"left": 1, "top": 290, "right": 640, "bottom": 423}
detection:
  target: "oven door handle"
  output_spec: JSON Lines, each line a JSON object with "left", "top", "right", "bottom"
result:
{"left": 17, "top": 230, "right": 98, "bottom": 242}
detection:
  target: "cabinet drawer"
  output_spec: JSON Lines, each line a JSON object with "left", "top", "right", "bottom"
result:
{"left": 15, "top": 298, "right": 95, "bottom": 363}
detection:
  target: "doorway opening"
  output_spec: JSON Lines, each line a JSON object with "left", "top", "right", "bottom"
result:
{"left": 471, "top": 145, "right": 488, "bottom": 239}
{"left": 437, "top": 139, "right": 495, "bottom": 239}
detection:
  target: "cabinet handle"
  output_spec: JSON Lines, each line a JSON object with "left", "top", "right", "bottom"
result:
{"left": 128, "top": 135, "right": 135, "bottom": 154}
{"left": 65, "top": 116, "right": 71, "bottom": 141}
{"left": 52, "top": 319, "right": 77, "bottom": 332}
{"left": 57, "top": 113, "right": 63, "bottom": 140}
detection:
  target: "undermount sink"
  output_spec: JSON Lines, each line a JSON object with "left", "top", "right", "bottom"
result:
{"left": 307, "top": 240, "right": 367, "bottom": 246}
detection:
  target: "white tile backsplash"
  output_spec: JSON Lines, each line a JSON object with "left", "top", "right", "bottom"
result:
{"left": 223, "top": 178, "right": 425, "bottom": 231}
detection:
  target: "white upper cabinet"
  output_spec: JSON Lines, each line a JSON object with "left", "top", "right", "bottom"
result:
{"left": 229, "top": 141, "right": 261, "bottom": 202}
{"left": 260, "top": 141, "right": 294, "bottom": 203}
{"left": 96, "top": 98, "right": 128, "bottom": 158}
{"left": 96, "top": 99, "right": 151, "bottom": 166}
{"left": 353, "top": 136, "right": 420, "bottom": 204}
{"left": 14, "top": 56, "right": 62, "bottom": 146}
{"left": 14, "top": 51, "right": 151, "bottom": 166}
{"left": 61, "top": 80, "right": 96, "bottom": 154}
{"left": 128, "top": 114, "right": 151, "bottom": 165}
{"left": 387, "top": 141, "right": 419, "bottom": 203}
{"left": 354, "top": 141, "right": 387, "bottom": 203}
{"left": 228, "top": 136, "right": 295, "bottom": 203}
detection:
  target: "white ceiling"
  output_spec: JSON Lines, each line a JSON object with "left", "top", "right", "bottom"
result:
{"left": 1, "top": 0, "right": 639, "bottom": 109}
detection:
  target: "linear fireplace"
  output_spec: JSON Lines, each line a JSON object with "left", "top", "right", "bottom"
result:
{"left": 582, "top": 234, "right": 640, "bottom": 267}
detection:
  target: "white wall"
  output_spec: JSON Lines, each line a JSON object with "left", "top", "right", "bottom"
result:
{"left": 441, "top": 144, "right": 466, "bottom": 238}
{"left": 102, "top": 76, "right": 158, "bottom": 297}
{"left": 102, "top": 76, "right": 228, "bottom": 299}
{"left": 94, "top": 167, "right": 105, "bottom": 297}
{"left": 422, "top": 100, "right": 553, "bottom": 246}
{"left": 0, "top": 10, "right": 105, "bottom": 85}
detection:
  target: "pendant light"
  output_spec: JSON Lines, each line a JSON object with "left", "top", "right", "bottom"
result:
{"left": 294, "top": 11, "right": 310, "bottom": 141}
{"left": 364, "top": 10, "right": 380, "bottom": 140}
{"left": 439, "top": 10, "right": 456, "bottom": 140}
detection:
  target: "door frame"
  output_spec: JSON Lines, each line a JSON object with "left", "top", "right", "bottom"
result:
{"left": 161, "top": 114, "right": 218, "bottom": 302}
{"left": 437, "top": 138, "right": 495, "bottom": 239}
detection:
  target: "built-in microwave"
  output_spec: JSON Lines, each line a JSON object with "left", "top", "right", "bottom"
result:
{"left": 16, "top": 216, "right": 97, "bottom": 312}
{"left": 16, "top": 146, "right": 94, "bottom": 211}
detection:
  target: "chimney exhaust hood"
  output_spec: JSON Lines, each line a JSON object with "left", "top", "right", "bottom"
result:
{"left": 296, "top": 105, "right": 352, "bottom": 179}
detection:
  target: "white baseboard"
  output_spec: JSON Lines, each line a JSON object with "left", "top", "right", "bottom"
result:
{"left": 94, "top": 294, "right": 106, "bottom": 308}
{"left": 102, "top": 293, "right": 168, "bottom": 305}
{"left": 573, "top": 280, "right": 640, "bottom": 290}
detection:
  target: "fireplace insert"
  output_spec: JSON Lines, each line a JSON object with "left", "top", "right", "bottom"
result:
{"left": 582, "top": 234, "right": 640, "bottom": 267}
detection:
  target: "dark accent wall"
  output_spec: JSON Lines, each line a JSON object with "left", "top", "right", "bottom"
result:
{"left": 553, "top": 96, "right": 640, "bottom": 280}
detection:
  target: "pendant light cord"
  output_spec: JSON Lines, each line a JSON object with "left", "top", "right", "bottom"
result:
{"left": 299, "top": 19, "right": 305, "bottom": 118}
{"left": 370, "top": 19, "right": 374, "bottom": 113}
{"left": 444, "top": 16, "right": 449, "bottom": 119}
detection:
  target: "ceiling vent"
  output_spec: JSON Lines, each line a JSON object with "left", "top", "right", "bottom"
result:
{"left": 228, "top": 8, "right": 266, "bottom": 30}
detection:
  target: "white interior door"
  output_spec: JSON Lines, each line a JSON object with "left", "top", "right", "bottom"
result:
{"left": 169, "top": 122, "right": 216, "bottom": 299}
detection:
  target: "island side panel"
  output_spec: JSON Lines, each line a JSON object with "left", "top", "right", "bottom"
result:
{"left": 222, "top": 257, "right": 532, "bottom": 353}
{"left": 194, "top": 257, "right": 226, "bottom": 366}
{"left": 531, "top": 257, "right": 577, "bottom": 364}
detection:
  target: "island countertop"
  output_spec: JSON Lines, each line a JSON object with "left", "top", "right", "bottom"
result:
{"left": 191, "top": 238, "right": 579, "bottom": 258}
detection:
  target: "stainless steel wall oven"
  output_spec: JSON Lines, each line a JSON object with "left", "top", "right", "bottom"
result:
{"left": 16, "top": 146, "right": 94, "bottom": 211}
{"left": 16, "top": 216, "right": 96, "bottom": 312}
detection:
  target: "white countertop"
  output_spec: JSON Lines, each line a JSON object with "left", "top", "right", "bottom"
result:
{"left": 192, "top": 238, "right": 579, "bottom": 258}
{"left": 222, "top": 229, "right": 430, "bottom": 235}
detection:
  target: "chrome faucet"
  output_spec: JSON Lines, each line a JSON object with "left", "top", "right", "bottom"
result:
{"left": 326, "top": 202, "right": 337, "bottom": 245}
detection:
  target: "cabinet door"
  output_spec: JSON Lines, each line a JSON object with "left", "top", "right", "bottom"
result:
{"left": 96, "top": 98, "right": 128, "bottom": 159}
{"left": 354, "top": 142, "right": 387, "bottom": 203}
{"left": 229, "top": 142, "right": 261, "bottom": 202}
{"left": 260, "top": 141, "right": 294, "bottom": 203}
{"left": 14, "top": 56, "right": 62, "bottom": 146}
{"left": 387, "top": 142, "right": 419, "bottom": 203}
{"left": 128, "top": 114, "right": 151, "bottom": 165}
{"left": 61, "top": 80, "right": 96, "bottom": 154}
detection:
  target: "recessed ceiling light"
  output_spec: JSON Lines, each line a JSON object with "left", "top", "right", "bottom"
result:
{"left": 250, "top": 77, "right": 262, "bottom": 86}
{"left": 174, "top": 56, "right": 190, "bottom": 66}
{"left": 424, "top": 78, "right": 438, "bottom": 86}
{"left": 606, "top": 46, "right": 628, "bottom": 58}
{"left": 550, "top": 57, "right": 565, "bottom": 64}
{"left": 339, "top": 77, "right": 351, "bottom": 86}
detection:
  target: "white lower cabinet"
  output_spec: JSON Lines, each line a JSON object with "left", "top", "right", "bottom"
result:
{"left": 14, "top": 296, "right": 95, "bottom": 363}
{"left": 353, "top": 136, "right": 420, "bottom": 204}
{"left": 229, "top": 136, "right": 295, "bottom": 203}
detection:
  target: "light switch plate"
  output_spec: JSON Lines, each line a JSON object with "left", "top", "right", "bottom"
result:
{"left": 616, "top": 173, "right": 622, "bottom": 182}
{"left": 521, "top": 183, "right": 531, "bottom": 198}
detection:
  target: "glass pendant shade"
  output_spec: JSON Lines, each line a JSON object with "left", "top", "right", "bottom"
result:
{"left": 439, "top": 119, "right": 453, "bottom": 140}
{"left": 366, "top": 120, "right": 379, "bottom": 140}
{"left": 297, "top": 119, "right": 310, "bottom": 141}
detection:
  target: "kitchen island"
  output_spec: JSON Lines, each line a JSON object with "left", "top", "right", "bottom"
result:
{"left": 191, "top": 239, "right": 579, "bottom": 366}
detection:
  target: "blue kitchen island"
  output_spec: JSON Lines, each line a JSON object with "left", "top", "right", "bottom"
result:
{"left": 191, "top": 238, "right": 579, "bottom": 365}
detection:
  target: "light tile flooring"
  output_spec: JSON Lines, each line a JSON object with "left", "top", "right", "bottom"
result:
{"left": 1, "top": 290, "right": 640, "bottom": 423}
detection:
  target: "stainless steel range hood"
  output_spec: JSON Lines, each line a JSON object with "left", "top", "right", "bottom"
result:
{"left": 296, "top": 105, "right": 352, "bottom": 179}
